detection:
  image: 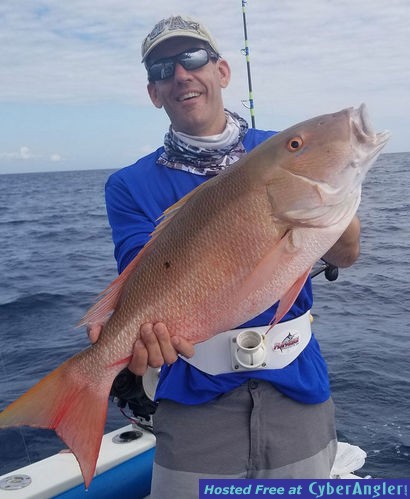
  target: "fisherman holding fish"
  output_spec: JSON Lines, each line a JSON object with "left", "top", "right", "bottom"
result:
{"left": 1, "top": 13, "right": 391, "bottom": 498}
{"left": 106, "top": 15, "right": 360, "bottom": 498}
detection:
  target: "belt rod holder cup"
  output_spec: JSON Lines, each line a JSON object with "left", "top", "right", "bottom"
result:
{"left": 231, "top": 329, "right": 267, "bottom": 371}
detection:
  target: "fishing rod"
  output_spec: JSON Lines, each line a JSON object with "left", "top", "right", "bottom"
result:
{"left": 241, "top": 0, "right": 256, "bottom": 128}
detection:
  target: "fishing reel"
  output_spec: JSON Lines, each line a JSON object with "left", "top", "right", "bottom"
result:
{"left": 310, "top": 260, "right": 339, "bottom": 281}
{"left": 110, "top": 368, "right": 158, "bottom": 422}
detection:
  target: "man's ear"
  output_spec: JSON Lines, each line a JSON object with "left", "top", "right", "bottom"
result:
{"left": 147, "top": 82, "right": 163, "bottom": 109}
{"left": 217, "top": 59, "right": 231, "bottom": 89}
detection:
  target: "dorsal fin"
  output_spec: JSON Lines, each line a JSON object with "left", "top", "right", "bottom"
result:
{"left": 78, "top": 182, "right": 207, "bottom": 328}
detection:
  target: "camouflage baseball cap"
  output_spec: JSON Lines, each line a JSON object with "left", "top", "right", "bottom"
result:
{"left": 141, "top": 15, "right": 219, "bottom": 64}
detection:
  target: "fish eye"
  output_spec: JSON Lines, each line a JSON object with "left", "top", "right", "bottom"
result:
{"left": 287, "top": 136, "right": 303, "bottom": 152}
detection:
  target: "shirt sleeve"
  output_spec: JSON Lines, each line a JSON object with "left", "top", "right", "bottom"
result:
{"left": 105, "top": 173, "right": 155, "bottom": 274}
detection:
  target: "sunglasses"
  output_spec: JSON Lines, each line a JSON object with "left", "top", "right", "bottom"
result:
{"left": 147, "top": 48, "right": 219, "bottom": 82}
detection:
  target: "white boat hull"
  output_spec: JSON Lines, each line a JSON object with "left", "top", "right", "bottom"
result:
{"left": 0, "top": 425, "right": 155, "bottom": 498}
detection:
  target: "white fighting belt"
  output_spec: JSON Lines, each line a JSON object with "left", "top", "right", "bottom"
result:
{"left": 183, "top": 310, "right": 312, "bottom": 375}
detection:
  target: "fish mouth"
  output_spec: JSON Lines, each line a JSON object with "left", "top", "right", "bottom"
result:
{"left": 351, "top": 103, "right": 391, "bottom": 153}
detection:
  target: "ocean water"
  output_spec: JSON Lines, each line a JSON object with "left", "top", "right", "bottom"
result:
{"left": 0, "top": 153, "right": 409, "bottom": 479}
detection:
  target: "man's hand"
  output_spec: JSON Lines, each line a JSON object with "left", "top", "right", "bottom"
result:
{"left": 87, "top": 321, "right": 195, "bottom": 376}
{"left": 129, "top": 322, "right": 195, "bottom": 375}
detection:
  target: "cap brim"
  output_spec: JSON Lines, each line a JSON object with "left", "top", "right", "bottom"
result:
{"left": 142, "top": 33, "right": 216, "bottom": 63}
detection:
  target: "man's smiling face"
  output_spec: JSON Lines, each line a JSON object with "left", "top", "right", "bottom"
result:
{"left": 147, "top": 37, "right": 231, "bottom": 136}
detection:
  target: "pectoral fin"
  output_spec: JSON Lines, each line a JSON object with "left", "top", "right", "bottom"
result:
{"left": 269, "top": 268, "right": 311, "bottom": 328}
{"left": 236, "top": 230, "right": 297, "bottom": 307}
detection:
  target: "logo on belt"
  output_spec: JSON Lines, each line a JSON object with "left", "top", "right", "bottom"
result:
{"left": 273, "top": 332, "right": 300, "bottom": 352}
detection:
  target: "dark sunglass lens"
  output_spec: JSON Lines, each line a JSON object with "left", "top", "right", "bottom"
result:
{"left": 148, "top": 60, "right": 175, "bottom": 81}
{"left": 179, "top": 49, "right": 209, "bottom": 70}
{"left": 148, "top": 63, "right": 160, "bottom": 81}
{"left": 160, "top": 61, "right": 175, "bottom": 80}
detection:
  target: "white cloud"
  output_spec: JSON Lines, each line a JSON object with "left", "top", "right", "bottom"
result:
{"left": 0, "top": 146, "right": 37, "bottom": 160}
{"left": 50, "top": 153, "right": 63, "bottom": 162}
{"left": 0, "top": 146, "right": 63, "bottom": 162}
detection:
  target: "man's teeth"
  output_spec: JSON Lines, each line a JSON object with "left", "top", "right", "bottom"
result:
{"left": 179, "top": 92, "right": 200, "bottom": 101}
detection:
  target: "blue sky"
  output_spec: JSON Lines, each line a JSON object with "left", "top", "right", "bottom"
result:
{"left": 0, "top": 0, "right": 409, "bottom": 174}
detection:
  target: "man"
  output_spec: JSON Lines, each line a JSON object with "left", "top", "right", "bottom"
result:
{"left": 103, "top": 15, "right": 360, "bottom": 498}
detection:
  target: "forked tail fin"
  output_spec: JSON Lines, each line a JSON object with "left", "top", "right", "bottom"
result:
{"left": 0, "top": 352, "right": 116, "bottom": 488}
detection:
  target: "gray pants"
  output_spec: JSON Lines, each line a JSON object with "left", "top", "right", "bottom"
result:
{"left": 150, "top": 380, "right": 337, "bottom": 499}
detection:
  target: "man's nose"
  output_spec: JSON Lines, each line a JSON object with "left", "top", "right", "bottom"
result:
{"left": 173, "top": 62, "right": 192, "bottom": 80}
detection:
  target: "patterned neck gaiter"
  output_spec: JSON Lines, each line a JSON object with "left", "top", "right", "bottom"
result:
{"left": 158, "top": 110, "right": 249, "bottom": 176}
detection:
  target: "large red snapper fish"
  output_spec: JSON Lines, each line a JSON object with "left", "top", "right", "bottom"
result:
{"left": 0, "top": 104, "right": 390, "bottom": 487}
